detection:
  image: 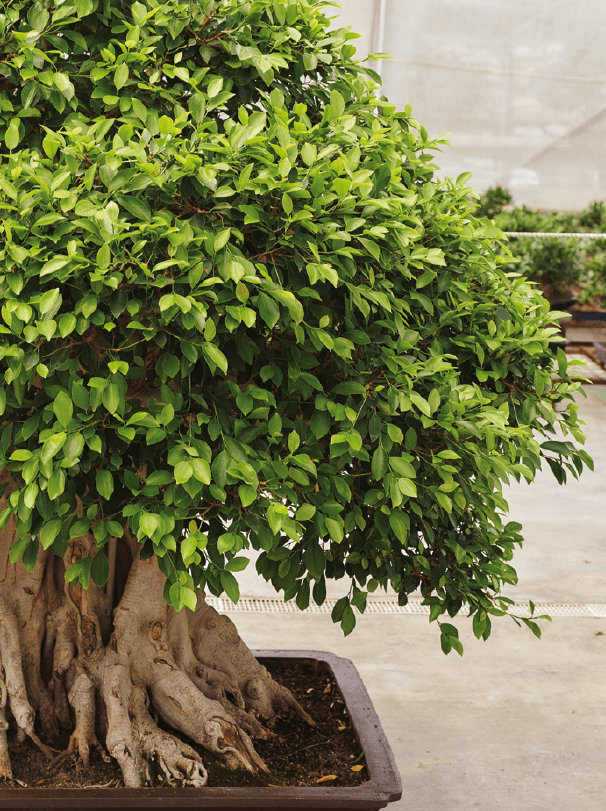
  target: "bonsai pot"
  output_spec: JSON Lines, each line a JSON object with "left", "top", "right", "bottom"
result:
{"left": 0, "top": 650, "right": 402, "bottom": 811}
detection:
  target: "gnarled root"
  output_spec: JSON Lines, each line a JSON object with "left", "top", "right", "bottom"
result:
{"left": 148, "top": 665, "right": 268, "bottom": 774}
{"left": 187, "top": 596, "right": 316, "bottom": 727}
{"left": 48, "top": 666, "right": 108, "bottom": 771}
{"left": 99, "top": 652, "right": 146, "bottom": 788}
{"left": 0, "top": 596, "right": 56, "bottom": 760}
{"left": 0, "top": 667, "right": 11, "bottom": 781}
{"left": 0, "top": 537, "right": 315, "bottom": 786}
{"left": 130, "top": 687, "right": 208, "bottom": 787}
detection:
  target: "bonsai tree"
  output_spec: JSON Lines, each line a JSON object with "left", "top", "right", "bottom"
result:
{"left": 0, "top": 0, "right": 591, "bottom": 787}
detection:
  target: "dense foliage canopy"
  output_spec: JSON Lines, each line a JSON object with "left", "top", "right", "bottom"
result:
{"left": 0, "top": 0, "right": 591, "bottom": 651}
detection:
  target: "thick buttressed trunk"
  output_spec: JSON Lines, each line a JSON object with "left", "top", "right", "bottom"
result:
{"left": 0, "top": 503, "right": 314, "bottom": 787}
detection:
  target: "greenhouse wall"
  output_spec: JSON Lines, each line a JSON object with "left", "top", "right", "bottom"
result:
{"left": 332, "top": 0, "right": 606, "bottom": 211}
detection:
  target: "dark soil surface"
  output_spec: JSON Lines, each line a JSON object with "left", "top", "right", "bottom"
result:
{"left": 1, "top": 658, "right": 368, "bottom": 790}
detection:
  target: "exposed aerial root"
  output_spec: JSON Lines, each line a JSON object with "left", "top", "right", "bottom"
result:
{"left": 148, "top": 664, "right": 269, "bottom": 774}
{"left": 99, "top": 652, "right": 146, "bottom": 788}
{"left": 0, "top": 596, "right": 56, "bottom": 760}
{"left": 130, "top": 687, "right": 208, "bottom": 787}
{"left": 0, "top": 539, "right": 315, "bottom": 786}
{"left": 0, "top": 666, "right": 12, "bottom": 781}
{"left": 187, "top": 596, "right": 316, "bottom": 727}
{"left": 48, "top": 667, "right": 108, "bottom": 771}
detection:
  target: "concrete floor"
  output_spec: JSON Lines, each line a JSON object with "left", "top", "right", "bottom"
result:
{"left": 225, "top": 385, "right": 606, "bottom": 810}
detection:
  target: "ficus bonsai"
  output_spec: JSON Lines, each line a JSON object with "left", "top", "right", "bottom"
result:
{"left": 0, "top": 0, "right": 591, "bottom": 788}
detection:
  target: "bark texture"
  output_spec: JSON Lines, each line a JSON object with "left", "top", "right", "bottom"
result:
{"left": 0, "top": 507, "right": 314, "bottom": 787}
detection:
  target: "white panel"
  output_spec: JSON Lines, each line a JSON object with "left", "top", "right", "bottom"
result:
{"left": 332, "top": 0, "right": 606, "bottom": 210}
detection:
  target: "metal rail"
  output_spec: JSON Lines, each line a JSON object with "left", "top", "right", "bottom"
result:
{"left": 503, "top": 231, "right": 606, "bottom": 238}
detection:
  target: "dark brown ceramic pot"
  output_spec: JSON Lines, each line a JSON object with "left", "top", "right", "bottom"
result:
{"left": 0, "top": 650, "right": 402, "bottom": 811}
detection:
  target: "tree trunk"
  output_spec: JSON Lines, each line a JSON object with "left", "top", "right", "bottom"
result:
{"left": 0, "top": 507, "right": 314, "bottom": 787}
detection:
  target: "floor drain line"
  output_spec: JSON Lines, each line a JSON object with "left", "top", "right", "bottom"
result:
{"left": 205, "top": 596, "right": 606, "bottom": 618}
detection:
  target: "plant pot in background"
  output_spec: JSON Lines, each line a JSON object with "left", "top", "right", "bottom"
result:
{"left": 549, "top": 298, "right": 578, "bottom": 310}
{"left": 0, "top": 650, "right": 402, "bottom": 811}
{"left": 548, "top": 339, "right": 569, "bottom": 354}
{"left": 569, "top": 310, "right": 606, "bottom": 322}
{"left": 593, "top": 342, "right": 606, "bottom": 366}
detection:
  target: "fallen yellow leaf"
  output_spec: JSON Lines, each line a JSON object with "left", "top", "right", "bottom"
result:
{"left": 351, "top": 765, "right": 364, "bottom": 772}
{"left": 316, "top": 775, "right": 337, "bottom": 783}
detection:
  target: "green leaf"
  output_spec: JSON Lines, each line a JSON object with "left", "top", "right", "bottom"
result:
{"left": 428, "top": 388, "right": 441, "bottom": 414}
{"left": 180, "top": 586, "right": 197, "bottom": 612}
{"left": 225, "top": 556, "right": 250, "bottom": 572}
{"left": 325, "top": 517, "right": 344, "bottom": 544}
{"left": 301, "top": 142, "right": 317, "bottom": 166}
{"left": 398, "top": 478, "right": 417, "bottom": 498}
{"left": 174, "top": 460, "right": 193, "bottom": 484}
{"left": 191, "top": 458, "right": 211, "bottom": 484}
{"left": 310, "top": 410, "right": 331, "bottom": 439}
{"left": 218, "top": 532, "right": 236, "bottom": 553}
{"left": 5, "top": 124, "right": 20, "bottom": 150}
{"left": 214, "top": 228, "right": 231, "bottom": 252}
{"left": 104, "top": 521, "right": 122, "bottom": 538}
{"left": 288, "top": 431, "right": 300, "bottom": 452}
{"left": 116, "top": 195, "right": 151, "bottom": 222}
{"left": 23, "top": 483, "right": 38, "bottom": 509}
{"left": 90, "top": 550, "right": 110, "bottom": 587}
{"left": 238, "top": 484, "right": 257, "bottom": 507}
{"left": 59, "top": 314, "right": 77, "bottom": 338}
{"left": 140, "top": 513, "right": 159, "bottom": 537}
{"left": 41, "top": 432, "right": 66, "bottom": 463}
{"left": 202, "top": 343, "right": 228, "bottom": 374}
{"left": 47, "top": 469, "right": 65, "bottom": 500}
{"left": 267, "top": 502, "right": 287, "bottom": 535}
{"left": 39, "top": 288, "right": 61, "bottom": 315}
{"left": 389, "top": 511, "right": 410, "bottom": 543}
{"left": 69, "top": 518, "right": 91, "bottom": 540}
{"left": 236, "top": 392, "right": 253, "bottom": 415}
{"left": 220, "top": 569, "right": 240, "bottom": 604}
{"left": 9, "top": 534, "right": 31, "bottom": 564}
{"left": 372, "top": 447, "right": 388, "bottom": 480}
{"left": 114, "top": 63, "right": 129, "bottom": 89}
{"left": 390, "top": 457, "right": 416, "bottom": 478}
{"left": 268, "top": 412, "right": 282, "bottom": 435}
{"left": 146, "top": 427, "right": 166, "bottom": 445}
{"left": 53, "top": 391, "right": 73, "bottom": 427}
{"left": 435, "top": 491, "right": 452, "bottom": 512}
{"left": 332, "top": 382, "right": 366, "bottom": 395}
{"left": 40, "top": 257, "right": 69, "bottom": 277}
{"left": 10, "top": 449, "right": 33, "bottom": 461}
{"left": 330, "top": 89, "right": 346, "bottom": 119}
{"left": 258, "top": 293, "right": 280, "bottom": 328}
{"left": 340, "top": 605, "right": 356, "bottom": 636}
{"left": 96, "top": 470, "right": 114, "bottom": 500}
{"left": 53, "top": 72, "right": 74, "bottom": 99}
{"left": 305, "top": 541, "right": 325, "bottom": 579}
{"left": 29, "top": 2, "right": 50, "bottom": 31}
{"left": 103, "top": 383, "right": 120, "bottom": 415}
{"left": 296, "top": 503, "right": 316, "bottom": 521}
{"left": 0, "top": 175, "right": 17, "bottom": 200}
{"left": 410, "top": 392, "right": 431, "bottom": 417}
{"left": 40, "top": 519, "right": 62, "bottom": 549}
